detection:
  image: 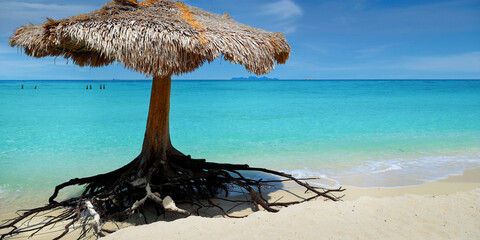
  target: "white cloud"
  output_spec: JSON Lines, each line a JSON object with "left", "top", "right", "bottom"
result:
{"left": 0, "top": 44, "right": 17, "bottom": 54}
{"left": 287, "top": 52, "right": 480, "bottom": 75}
{"left": 271, "top": 21, "right": 299, "bottom": 34}
{"left": 402, "top": 52, "right": 480, "bottom": 72}
{"left": 355, "top": 44, "right": 399, "bottom": 59}
{"left": 0, "top": 1, "right": 97, "bottom": 36}
{"left": 311, "top": 0, "right": 480, "bottom": 34}
{"left": 261, "top": 0, "right": 302, "bottom": 20}
{"left": 0, "top": 1, "right": 96, "bottom": 19}
{"left": 5, "top": 2, "right": 88, "bottom": 11}
{"left": 258, "top": 0, "right": 302, "bottom": 34}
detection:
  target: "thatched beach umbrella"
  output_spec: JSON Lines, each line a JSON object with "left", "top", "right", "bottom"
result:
{"left": 10, "top": 0, "right": 289, "bottom": 76}
{"left": 4, "top": 1, "right": 340, "bottom": 238}
{"left": 10, "top": 0, "right": 289, "bottom": 175}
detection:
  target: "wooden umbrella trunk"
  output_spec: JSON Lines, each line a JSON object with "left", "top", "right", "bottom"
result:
{"left": 138, "top": 75, "right": 176, "bottom": 179}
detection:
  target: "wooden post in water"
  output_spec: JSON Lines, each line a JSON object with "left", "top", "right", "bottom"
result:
{"left": 21, "top": 84, "right": 23, "bottom": 89}
{"left": 34, "top": 85, "right": 36, "bottom": 89}
{"left": 86, "top": 85, "right": 88, "bottom": 90}
{"left": 89, "top": 85, "right": 92, "bottom": 89}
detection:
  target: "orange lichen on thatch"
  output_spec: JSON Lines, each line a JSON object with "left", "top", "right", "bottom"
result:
{"left": 139, "top": 0, "right": 160, "bottom": 6}
{"left": 174, "top": 2, "right": 204, "bottom": 31}
{"left": 121, "top": 0, "right": 161, "bottom": 6}
{"left": 114, "top": 0, "right": 141, "bottom": 6}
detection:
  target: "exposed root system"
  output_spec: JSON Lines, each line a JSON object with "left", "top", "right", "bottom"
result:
{"left": 0, "top": 153, "right": 344, "bottom": 239}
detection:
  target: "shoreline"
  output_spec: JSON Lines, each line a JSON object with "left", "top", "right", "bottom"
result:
{"left": 104, "top": 167, "right": 480, "bottom": 240}
{"left": 2, "top": 167, "right": 478, "bottom": 239}
{"left": 2, "top": 165, "right": 478, "bottom": 216}
{"left": 340, "top": 166, "right": 480, "bottom": 200}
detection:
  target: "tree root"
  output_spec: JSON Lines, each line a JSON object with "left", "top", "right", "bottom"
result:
{"left": 128, "top": 184, "right": 191, "bottom": 217}
{"left": 0, "top": 155, "right": 344, "bottom": 239}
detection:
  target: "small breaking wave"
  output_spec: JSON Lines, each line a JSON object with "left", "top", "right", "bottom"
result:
{"left": 280, "top": 168, "right": 341, "bottom": 188}
{"left": 277, "top": 152, "right": 480, "bottom": 188}
{"left": 0, "top": 184, "right": 8, "bottom": 197}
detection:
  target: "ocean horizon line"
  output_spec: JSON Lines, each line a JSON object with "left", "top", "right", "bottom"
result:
{"left": 1, "top": 79, "right": 480, "bottom": 82}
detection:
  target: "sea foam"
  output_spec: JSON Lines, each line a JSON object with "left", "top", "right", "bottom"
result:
{"left": 284, "top": 152, "right": 480, "bottom": 188}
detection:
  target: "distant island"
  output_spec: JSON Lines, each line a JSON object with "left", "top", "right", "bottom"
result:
{"left": 231, "top": 76, "right": 279, "bottom": 81}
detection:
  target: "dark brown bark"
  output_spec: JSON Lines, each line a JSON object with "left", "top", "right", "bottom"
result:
{"left": 138, "top": 75, "right": 176, "bottom": 178}
{"left": 142, "top": 75, "right": 172, "bottom": 158}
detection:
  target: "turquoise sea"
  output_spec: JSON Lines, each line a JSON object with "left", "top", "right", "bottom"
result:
{"left": 1, "top": 80, "right": 480, "bottom": 213}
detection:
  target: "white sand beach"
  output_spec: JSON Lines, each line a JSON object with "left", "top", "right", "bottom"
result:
{"left": 104, "top": 167, "right": 480, "bottom": 240}
{"left": 2, "top": 168, "right": 479, "bottom": 240}
{"left": 105, "top": 189, "right": 480, "bottom": 240}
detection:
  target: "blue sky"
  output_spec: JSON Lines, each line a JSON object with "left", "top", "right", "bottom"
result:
{"left": 0, "top": 0, "right": 479, "bottom": 80}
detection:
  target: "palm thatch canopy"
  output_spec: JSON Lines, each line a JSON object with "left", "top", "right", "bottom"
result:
{"left": 10, "top": 0, "right": 290, "bottom": 76}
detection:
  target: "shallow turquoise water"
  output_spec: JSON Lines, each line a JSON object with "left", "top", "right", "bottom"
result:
{"left": 1, "top": 80, "right": 480, "bottom": 212}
